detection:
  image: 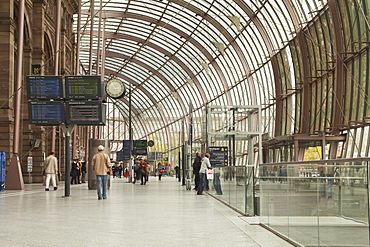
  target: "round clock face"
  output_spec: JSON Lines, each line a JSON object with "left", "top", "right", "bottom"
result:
{"left": 106, "top": 79, "right": 126, "bottom": 99}
{"left": 148, "top": 140, "right": 155, "bottom": 147}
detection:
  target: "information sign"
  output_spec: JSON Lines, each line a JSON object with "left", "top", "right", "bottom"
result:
{"left": 123, "top": 140, "right": 131, "bottom": 147}
{"left": 66, "top": 101, "right": 106, "bottom": 125}
{"left": 134, "top": 149, "right": 147, "bottom": 155}
{"left": 28, "top": 101, "right": 65, "bottom": 125}
{"left": 147, "top": 152, "right": 156, "bottom": 161}
{"left": 65, "top": 75, "right": 102, "bottom": 99}
{"left": 116, "top": 151, "right": 124, "bottom": 161}
{"left": 27, "top": 157, "right": 33, "bottom": 172}
{"left": 26, "top": 76, "right": 63, "bottom": 99}
{"left": 134, "top": 140, "right": 147, "bottom": 148}
{"left": 209, "top": 146, "right": 228, "bottom": 167}
{"left": 133, "top": 140, "right": 147, "bottom": 156}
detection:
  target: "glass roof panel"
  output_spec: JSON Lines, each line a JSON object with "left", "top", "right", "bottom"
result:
{"left": 75, "top": 0, "right": 335, "bottom": 146}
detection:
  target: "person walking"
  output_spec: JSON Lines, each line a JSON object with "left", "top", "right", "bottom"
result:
{"left": 197, "top": 153, "right": 212, "bottom": 195}
{"left": 44, "top": 152, "right": 58, "bottom": 191}
{"left": 92, "top": 145, "right": 110, "bottom": 200}
{"left": 158, "top": 162, "right": 164, "bottom": 181}
{"left": 140, "top": 160, "right": 148, "bottom": 185}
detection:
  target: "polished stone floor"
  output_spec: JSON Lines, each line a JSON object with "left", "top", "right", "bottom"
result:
{"left": 0, "top": 176, "right": 292, "bottom": 247}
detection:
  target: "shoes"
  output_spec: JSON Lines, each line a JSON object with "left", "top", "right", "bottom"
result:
{"left": 45, "top": 188, "right": 49, "bottom": 191}
{"left": 103, "top": 197, "right": 107, "bottom": 200}
{"left": 54, "top": 187, "right": 58, "bottom": 191}
{"left": 98, "top": 197, "right": 102, "bottom": 200}
{"left": 197, "top": 193, "right": 205, "bottom": 195}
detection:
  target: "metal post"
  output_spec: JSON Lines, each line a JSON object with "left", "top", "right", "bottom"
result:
{"left": 6, "top": 0, "right": 26, "bottom": 190}
{"left": 51, "top": 0, "right": 62, "bottom": 153}
{"left": 129, "top": 87, "right": 133, "bottom": 182}
{"left": 89, "top": 0, "right": 95, "bottom": 75}
{"left": 61, "top": 125, "right": 75, "bottom": 197}
{"left": 182, "top": 119, "right": 185, "bottom": 185}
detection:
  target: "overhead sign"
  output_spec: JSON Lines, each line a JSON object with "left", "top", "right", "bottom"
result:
{"left": 208, "top": 146, "right": 228, "bottom": 167}
{"left": 65, "top": 75, "right": 102, "bottom": 99}
{"left": 66, "top": 101, "right": 106, "bottom": 126}
{"left": 26, "top": 76, "right": 63, "bottom": 99}
{"left": 28, "top": 101, "right": 65, "bottom": 126}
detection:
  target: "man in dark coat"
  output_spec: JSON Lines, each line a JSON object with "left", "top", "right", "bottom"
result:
{"left": 192, "top": 152, "right": 202, "bottom": 190}
{"left": 70, "top": 159, "right": 81, "bottom": 184}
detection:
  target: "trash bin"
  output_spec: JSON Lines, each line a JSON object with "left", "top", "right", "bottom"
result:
{"left": 0, "top": 151, "right": 6, "bottom": 191}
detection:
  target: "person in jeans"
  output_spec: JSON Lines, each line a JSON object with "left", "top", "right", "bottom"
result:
{"left": 92, "top": 145, "right": 110, "bottom": 200}
{"left": 197, "top": 153, "right": 212, "bottom": 195}
{"left": 213, "top": 167, "right": 222, "bottom": 195}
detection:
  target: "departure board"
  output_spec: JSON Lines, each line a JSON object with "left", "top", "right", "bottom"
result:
{"left": 123, "top": 140, "right": 131, "bottom": 147}
{"left": 65, "top": 75, "right": 102, "bottom": 99}
{"left": 28, "top": 101, "right": 65, "bottom": 125}
{"left": 134, "top": 140, "right": 147, "bottom": 148}
{"left": 133, "top": 140, "right": 147, "bottom": 156}
{"left": 67, "top": 101, "right": 106, "bottom": 125}
{"left": 26, "top": 76, "right": 63, "bottom": 99}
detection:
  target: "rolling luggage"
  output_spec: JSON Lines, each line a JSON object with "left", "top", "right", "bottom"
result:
{"left": 186, "top": 178, "right": 191, "bottom": 190}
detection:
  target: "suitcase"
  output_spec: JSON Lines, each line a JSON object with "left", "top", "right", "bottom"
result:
{"left": 186, "top": 178, "right": 191, "bottom": 190}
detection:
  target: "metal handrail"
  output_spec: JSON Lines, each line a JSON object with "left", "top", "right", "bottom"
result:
{"left": 263, "top": 157, "right": 370, "bottom": 166}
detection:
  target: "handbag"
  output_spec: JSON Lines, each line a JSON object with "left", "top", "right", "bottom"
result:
{"left": 206, "top": 169, "right": 214, "bottom": 180}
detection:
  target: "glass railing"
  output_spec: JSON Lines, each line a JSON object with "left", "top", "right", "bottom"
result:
{"left": 259, "top": 158, "right": 370, "bottom": 247}
{"left": 208, "top": 165, "right": 255, "bottom": 215}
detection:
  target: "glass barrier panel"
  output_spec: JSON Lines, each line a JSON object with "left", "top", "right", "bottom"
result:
{"left": 259, "top": 161, "right": 370, "bottom": 246}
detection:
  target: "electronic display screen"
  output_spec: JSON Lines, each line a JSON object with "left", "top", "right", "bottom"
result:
{"left": 134, "top": 140, "right": 147, "bottom": 148}
{"left": 26, "top": 76, "right": 63, "bottom": 99}
{"left": 123, "top": 140, "right": 131, "bottom": 148}
{"left": 66, "top": 101, "right": 106, "bottom": 125}
{"left": 134, "top": 149, "right": 147, "bottom": 155}
{"left": 65, "top": 75, "right": 102, "bottom": 99}
{"left": 28, "top": 101, "right": 65, "bottom": 125}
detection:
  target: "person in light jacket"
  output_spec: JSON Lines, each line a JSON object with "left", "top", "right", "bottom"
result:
{"left": 44, "top": 152, "right": 58, "bottom": 191}
{"left": 197, "top": 153, "right": 212, "bottom": 195}
{"left": 92, "top": 145, "right": 110, "bottom": 200}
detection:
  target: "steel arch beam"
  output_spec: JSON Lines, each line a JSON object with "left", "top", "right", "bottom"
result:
{"left": 91, "top": 11, "right": 232, "bottom": 105}
{"left": 95, "top": 31, "right": 208, "bottom": 104}
{"left": 282, "top": 0, "right": 311, "bottom": 134}
{"left": 328, "top": 0, "right": 345, "bottom": 135}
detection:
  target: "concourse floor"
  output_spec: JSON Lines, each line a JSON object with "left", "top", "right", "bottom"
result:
{"left": 0, "top": 176, "right": 292, "bottom": 247}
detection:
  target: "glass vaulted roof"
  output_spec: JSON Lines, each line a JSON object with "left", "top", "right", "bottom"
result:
{"left": 75, "top": 0, "right": 336, "bottom": 152}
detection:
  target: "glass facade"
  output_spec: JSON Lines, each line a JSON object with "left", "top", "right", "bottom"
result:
{"left": 74, "top": 1, "right": 370, "bottom": 245}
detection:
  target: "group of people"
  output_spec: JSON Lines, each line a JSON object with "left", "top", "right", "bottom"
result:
{"left": 192, "top": 152, "right": 223, "bottom": 195}
{"left": 43, "top": 145, "right": 110, "bottom": 200}
{"left": 132, "top": 159, "right": 149, "bottom": 185}
{"left": 43, "top": 146, "right": 224, "bottom": 200}
{"left": 42, "top": 153, "right": 87, "bottom": 191}
{"left": 111, "top": 163, "right": 123, "bottom": 178}
{"left": 70, "top": 159, "right": 87, "bottom": 184}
